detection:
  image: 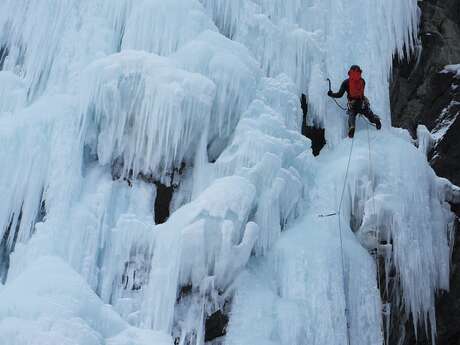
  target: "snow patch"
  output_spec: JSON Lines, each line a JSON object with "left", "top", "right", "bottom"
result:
{"left": 0, "top": 256, "right": 172, "bottom": 345}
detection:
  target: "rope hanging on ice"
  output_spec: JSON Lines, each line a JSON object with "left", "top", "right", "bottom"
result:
{"left": 323, "top": 74, "right": 392, "bottom": 343}
{"left": 318, "top": 120, "right": 389, "bottom": 345}
{"left": 317, "top": 84, "right": 385, "bottom": 342}
{"left": 365, "top": 122, "right": 390, "bottom": 345}
{"left": 337, "top": 135, "right": 355, "bottom": 345}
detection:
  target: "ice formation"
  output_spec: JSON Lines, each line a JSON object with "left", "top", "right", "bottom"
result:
{"left": 81, "top": 50, "right": 216, "bottom": 180}
{"left": 0, "top": 1, "right": 457, "bottom": 345}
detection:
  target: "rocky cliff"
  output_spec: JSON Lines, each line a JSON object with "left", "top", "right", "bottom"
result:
{"left": 390, "top": 1, "right": 460, "bottom": 344}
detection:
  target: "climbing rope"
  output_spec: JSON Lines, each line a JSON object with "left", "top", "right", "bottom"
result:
{"left": 320, "top": 79, "right": 352, "bottom": 344}
{"left": 365, "top": 123, "right": 379, "bottom": 275}
{"left": 365, "top": 123, "right": 390, "bottom": 345}
{"left": 333, "top": 98, "right": 348, "bottom": 111}
{"left": 321, "top": 80, "right": 384, "bottom": 343}
{"left": 337, "top": 135, "right": 354, "bottom": 345}
{"left": 336, "top": 124, "right": 384, "bottom": 345}
{"left": 320, "top": 119, "right": 382, "bottom": 345}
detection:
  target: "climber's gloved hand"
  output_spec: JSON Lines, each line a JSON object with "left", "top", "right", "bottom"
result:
{"left": 327, "top": 90, "right": 333, "bottom": 97}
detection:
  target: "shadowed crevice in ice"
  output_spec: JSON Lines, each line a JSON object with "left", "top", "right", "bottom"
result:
{"left": 301, "top": 93, "right": 327, "bottom": 156}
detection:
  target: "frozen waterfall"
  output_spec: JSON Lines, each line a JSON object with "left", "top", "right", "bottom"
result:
{"left": 0, "top": 1, "right": 456, "bottom": 345}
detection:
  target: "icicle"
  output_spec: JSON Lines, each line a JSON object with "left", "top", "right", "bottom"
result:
{"left": 81, "top": 50, "right": 215, "bottom": 181}
{"left": 122, "top": 0, "right": 216, "bottom": 56}
{"left": 172, "top": 30, "right": 260, "bottom": 158}
{"left": 0, "top": 1, "right": 452, "bottom": 345}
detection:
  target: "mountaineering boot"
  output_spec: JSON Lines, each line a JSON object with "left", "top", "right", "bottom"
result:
{"left": 348, "top": 126, "right": 355, "bottom": 138}
{"left": 375, "top": 118, "right": 382, "bottom": 130}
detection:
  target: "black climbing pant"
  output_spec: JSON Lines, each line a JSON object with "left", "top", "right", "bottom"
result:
{"left": 347, "top": 97, "right": 380, "bottom": 129}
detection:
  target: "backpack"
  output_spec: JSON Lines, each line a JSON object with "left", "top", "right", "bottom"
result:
{"left": 348, "top": 69, "right": 365, "bottom": 100}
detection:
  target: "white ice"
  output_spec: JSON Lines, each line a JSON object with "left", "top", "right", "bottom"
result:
{"left": 0, "top": 1, "right": 456, "bottom": 345}
{"left": 0, "top": 255, "right": 173, "bottom": 345}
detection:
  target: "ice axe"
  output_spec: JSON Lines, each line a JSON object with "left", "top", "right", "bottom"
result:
{"left": 326, "top": 78, "right": 348, "bottom": 111}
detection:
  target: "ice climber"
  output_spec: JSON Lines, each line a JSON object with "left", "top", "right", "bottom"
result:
{"left": 327, "top": 65, "right": 382, "bottom": 138}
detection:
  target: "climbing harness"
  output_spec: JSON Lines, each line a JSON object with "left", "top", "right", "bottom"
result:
{"left": 326, "top": 79, "right": 377, "bottom": 129}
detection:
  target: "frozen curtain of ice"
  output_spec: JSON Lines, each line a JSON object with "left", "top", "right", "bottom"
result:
{"left": 0, "top": 1, "right": 457, "bottom": 345}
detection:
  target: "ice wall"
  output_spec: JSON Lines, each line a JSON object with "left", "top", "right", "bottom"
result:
{"left": 0, "top": 1, "right": 455, "bottom": 345}
{"left": 81, "top": 50, "right": 216, "bottom": 180}
{"left": 0, "top": 255, "right": 172, "bottom": 345}
{"left": 200, "top": 0, "right": 419, "bottom": 144}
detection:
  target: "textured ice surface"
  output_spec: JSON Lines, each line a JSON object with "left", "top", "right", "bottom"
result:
{"left": 0, "top": 256, "right": 173, "bottom": 345}
{"left": 121, "top": 0, "right": 217, "bottom": 56}
{"left": 0, "top": 1, "right": 456, "bottom": 345}
{"left": 0, "top": 71, "right": 26, "bottom": 114}
{"left": 227, "top": 126, "right": 455, "bottom": 345}
{"left": 81, "top": 50, "right": 216, "bottom": 180}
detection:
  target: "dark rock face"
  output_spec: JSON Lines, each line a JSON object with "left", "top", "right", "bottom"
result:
{"left": 154, "top": 182, "right": 174, "bottom": 224}
{"left": 205, "top": 310, "right": 228, "bottom": 342}
{"left": 390, "top": 1, "right": 460, "bottom": 345}
{"left": 0, "top": 210, "right": 22, "bottom": 284}
{"left": 0, "top": 45, "right": 8, "bottom": 70}
{"left": 430, "top": 76, "right": 460, "bottom": 186}
{"left": 301, "top": 93, "right": 326, "bottom": 156}
{"left": 435, "top": 216, "right": 460, "bottom": 345}
{"left": 0, "top": 198, "right": 45, "bottom": 284}
{"left": 391, "top": 0, "right": 460, "bottom": 132}
{"left": 111, "top": 157, "right": 184, "bottom": 224}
